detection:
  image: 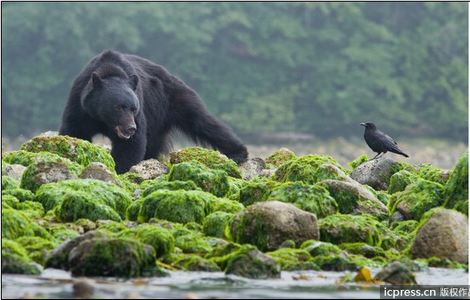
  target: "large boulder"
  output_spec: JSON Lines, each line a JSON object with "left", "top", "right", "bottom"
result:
{"left": 230, "top": 201, "right": 319, "bottom": 251}
{"left": 224, "top": 245, "right": 281, "bottom": 279}
{"left": 411, "top": 208, "right": 468, "bottom": 263}
{"left": 129, "top": 159, "right": 169, "bottom": 180}
{"left": 319, "top": 179, "right": 387, "bottom": 219}
{"left": 350, "top": 157, "right": 412, "bottom": 191}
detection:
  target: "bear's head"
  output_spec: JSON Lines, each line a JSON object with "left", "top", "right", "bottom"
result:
{"left": 81, "top": 72, "right": 140, "bottom": 140}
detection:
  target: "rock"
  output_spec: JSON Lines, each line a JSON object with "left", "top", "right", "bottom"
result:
{"left": 20, "top": 134, "right": 115, "bottom": 170}
{"left": 274, "top": 155, "right": 348, "bottom": 185}
{"left": 239, "top": 158, "right": 266, "bottom": 180}
{"left": 129, "top": 159, "right": 169, "bottom": 180}
{"left": 350, "top": 157, "right": 410, "bottom": 190}
{"left": 391, "top": 179, "right": 444, "bottom": 221}
{"left": 265, "top": 148, "right": 296, "bottom": 167}
{"left": 225, "top": 245, "right": 281, "bottom": 279}
{"left": 374, "top": 261, "right": 417, "bottom": 285}
{"left": 45, "top": 230, "right": 107, "bottom": 270}
{"left": 68, "top": 238, "right": 163, "bottom": 277}
{"left": 319, "top": 179, "right": 387, "bottom": 219}
{"left": 79, "top": 162, "right": 119, "bottom": 184}
{"left": 444, "top": 152, "right": 468, "bottom": 214}
{"left": 231, "top": 201, "right": 320, "bottom": 251}
{"left": 169, "top": 161, "right": 229, "bottom": 197}
{"left": 169, "top": 147, "right": 241, "bottom": 178}
{"left": 2, "top": 239, "right": 43, "bottom": 275}
{"left": 268, "top": 182, "right": 338, "bottom": 218}
{"left": 3, "top": 164, "right": 26, "bottom": 181}
{"left": 20, "top": 153, "right": 82, "bottom": 192}
{"left": 411, "top": 208, "right": 468, "bottom": 263}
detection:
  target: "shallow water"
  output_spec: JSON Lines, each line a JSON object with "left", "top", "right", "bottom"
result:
{"left": 2, "top": 268, "right": 468, "bottom": 299}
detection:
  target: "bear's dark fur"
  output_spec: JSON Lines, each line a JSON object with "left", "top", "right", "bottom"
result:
{"left": 59, "top": 50, "right": 248, "bottom": 173}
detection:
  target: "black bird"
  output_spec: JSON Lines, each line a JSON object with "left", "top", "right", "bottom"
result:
{"left": 360, "top": 122, "right": 409, "bottom": 160}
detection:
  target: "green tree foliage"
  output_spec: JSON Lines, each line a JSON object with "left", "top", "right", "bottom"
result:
{"left": 2, "top": 3, "right": 468, "bottom": 140}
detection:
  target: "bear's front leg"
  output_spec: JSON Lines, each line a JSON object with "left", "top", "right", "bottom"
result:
{"left": 111, "top": 132, "right": 147, "bottom": 174}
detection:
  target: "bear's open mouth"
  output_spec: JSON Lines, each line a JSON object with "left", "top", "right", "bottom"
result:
{"left": 115, "top": 126, "right": 133, "bottom": 140}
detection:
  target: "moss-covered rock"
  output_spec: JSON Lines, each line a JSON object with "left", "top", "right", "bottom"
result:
{"left": 203, "top": 211, "right": 234, "bottom": 238}
{"left": 268, "top": 182, "right": 338, "bottom": 218}
{"left": 35, "top": 179, "right": 132, "bottom": 218}
{"left": 319, "top": 214, "right": 392, "bottom": 248}
{"left": 390, "top": 179, "right": 444, "bottom": 221}
{"left": 274, "top": 155, "right": 347, "bottom": 184}
{"left": 300, "top": 240, "right": 342, "bottom": 257}
{"left": 69, "top": 237, "right": 162, "bottom": 277}
{"left": 118, "top": 224, "right": 175, "bottom": 258}
{"left": 224, "top": 245, "right": 281, "bottom": 279}
{"left": 319, "top": 180, "right": 387, "bottom": 219}
{"left": 169, "top": 161, "right": 230, "bottom": 197}
{"left": 20, "top": 153, "right": 82, "bottom": 192}
{"left": 16, "top": 236, "right": 58, "bottom": 265}
{"left": 2, "top": 175, "right": 19, "bottom": 190}
{"left": 266, "top": 248, "right": 317, "bottom": 271}
{"left": 265, "top": 148, "right": 296, "bottom": 168}
{"left": 2, "top": 239, "right": 42, "bottom": 275}
{"left": 231, "top": 201, "right": 319, "bottom": 252}
{"left": 165, "top": 253, "right": 221, "bottom": 271}
{"left": 238, "top": 178, "right": 278, "bottom": 207}
{"left": 21, "top": 134, "right": 115, "bottom": 170}
{"left": 138, "top": 190, "right": 208, "bottom": 224}
{"left": 141, "top": 180, "right": 200, "bottom": 198}
{"left": 170, "top": 147, "right": 241, "bottom": 178}
{"left": 444, "top": 152, "right": 468, "bottom": 214}
{"left": 388, "top": 170, "right": 419, "bottom": 194}
{"left": 2, "top": 188, "right": 34, "bottom": 202}
{"left": 2, "top": 208, "right": 49, "bottom": 240}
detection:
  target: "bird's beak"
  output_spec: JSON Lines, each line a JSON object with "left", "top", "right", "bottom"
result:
{"left": 360, "top": 123, "right": 366, "bottom": 127}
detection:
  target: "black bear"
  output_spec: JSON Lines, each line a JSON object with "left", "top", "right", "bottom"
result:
{"left": 59, "top": 50, "right": 248, "bottom": 173}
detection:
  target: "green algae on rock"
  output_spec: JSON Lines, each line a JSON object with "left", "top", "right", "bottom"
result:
{"left": 203, "top": 211, "right": 234, "bottom": 238}
{"left": 169, "top": 147, "right": 241, "bottom": 178}
{"left": 230, "top": 201, "right": 319, "bottom": 252}
{"left": 224, "top": 245, "right": 281, "bottom": 279}
{"left": 266, "top": 248, "right": 318, "bottom": 271}
{"left": 20, "top": 134, "right": 115, "bottom": 170}
{"left": 68, "top": 237, "right": 164, "bottom": 277}
{"left": 20, "top": 153, "right": 83, "bottom": 192}
{"left": 169, "top": 161, "right": 230, "bottom": 197}
{"left": 274, "top": 154, "right": 347, "bottom": 184}
{"left": 35, "top": 179, "right": 132, "bottom": 218}
{"left": 390, "top": 179, "right": 444, "bottom": 221}
{"left": 444, "top": 152, "right": 468, "bottom": 214}
{"left": 2, "top": 239, "right": 42, "bottom": 275}
{"left": 267, "top": 182, "right": 338, "bottom": 218}
{"left": 265, "top": 148, "right": 296, "bottom": 168}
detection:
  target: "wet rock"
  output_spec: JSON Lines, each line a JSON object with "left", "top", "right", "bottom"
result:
{"left": 239, "top": 158, "right": 266, "bottom": 180}
{"left": 45, "top": 230, "right": 107, "bottom": 270}
{"left": 225, "top": 245, "right": 281, "bottom": 279}
{"left": 129, "top": 159, "right": 169, "bottom": 180}
{"left": 350, "top": 157, "right": 411, "bottom": 190}
{"left": 3, "top": 164, "right": 26, "bottom": 181}
{"left": 411, "top": 208, "right": 468, "bottom": 263}
{"left": 231, "top": 201, "right": 319, "bottom": 251}
{"left": 79, "top": 162, "right": 119, "bottom": 184}
{"left": 319, "top": 179, "right": 387, "bottom": 219}
{"left": 374, "top": 261, "right": 417, "bottom": 284}
{"left": 69, "top": 238, "right": 162, "bottom": 277}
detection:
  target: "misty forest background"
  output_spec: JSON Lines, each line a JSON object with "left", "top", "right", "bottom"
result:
{"left": 2, "top": 2, "right": 468, "bottom": 167}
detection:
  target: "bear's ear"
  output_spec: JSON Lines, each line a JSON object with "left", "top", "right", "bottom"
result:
{"left": 91, "top": 72, "right": 103, "bottom": 89}
{"left": 129, "top": 74, "right": 139, "bottom": 91}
